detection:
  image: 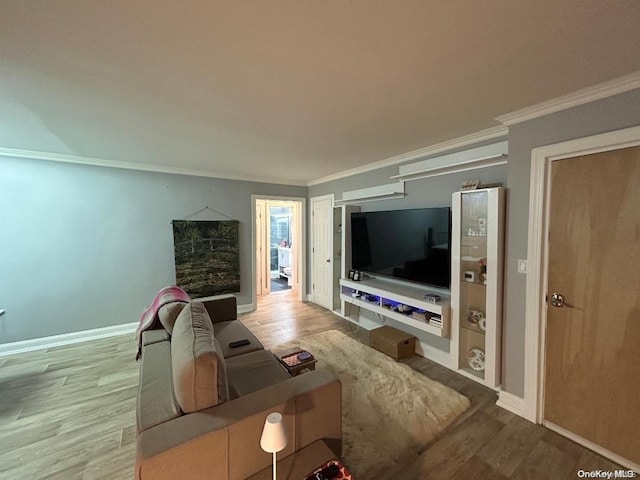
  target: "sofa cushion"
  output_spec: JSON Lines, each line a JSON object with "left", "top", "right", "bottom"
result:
{"left": 226, "top": 349, "right": 291, "bottom": 398}
{"left": 158, "top": 301, "right": 187, "bottom": 334}
{"left": 137, "top": 340, "right": 182, "bottom": 433}
{"left": 213, "top": 338, "right": 229, "bottom": 403}
{"left": 171, "top": 302, "right": 224, "bottom": 413}
{"left": 213, "top": 320, "right": 263, "bottom": 358}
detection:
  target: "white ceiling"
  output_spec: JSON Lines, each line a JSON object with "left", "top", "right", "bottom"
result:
{"left": 2, "top": 1, "right": 640, "bottom": 185}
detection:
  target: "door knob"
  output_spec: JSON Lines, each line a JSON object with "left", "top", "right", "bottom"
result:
{"left": 326, "top": 258, "right": 331, "bottom": 263}
{"left": 550, "top": 292, "right": 571, "bottom": 308}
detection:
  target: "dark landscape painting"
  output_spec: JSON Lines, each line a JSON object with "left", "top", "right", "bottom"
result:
{"left": 172, "top": 220, "right": 240, "bottom": 298}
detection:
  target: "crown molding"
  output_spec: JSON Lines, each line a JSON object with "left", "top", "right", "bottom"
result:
{"left": 495, "top": 70, "right": 640, "bottom": 126}
{"left": 0, "top": 147, "right": 307, "bottom": 187}
{"left": 307, "top": 125, "right": 508, "bottom": 186}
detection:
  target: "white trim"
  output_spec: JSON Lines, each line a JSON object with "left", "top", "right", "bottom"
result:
{"left": 391, "top": 141, "right": 508, "bottom": 181}
{"left": 523, "top": 148, "right": 549, "bottom": 422}
{"left": 309, "top": 194, "right": 335, "bottom": 309}
{"left": 544, "top": 422, "right": 640, "bottom": 473}
{"left": 415, "top": 341, "right": 451, "bottom": 369}
{"left": 250, "top": 195, "right": 307, "bottom": 310}
{"left": 0, "top": 322, "right": 138, "bottom": 357}
{"left": 0, "top": 147, "right": 306, "bottom": 187}
{"left": 496, "top": 390, "right": 525, "bottom": 417}
{"left": 307, "top": 126, "right": 508, "bottom": 186}
{"left": 496, "top": 70, "right": 640, "bottom": 126}
{"left": 237, "top": 303, "right": 254, "bottom": 314}
{"left": 334, "top": 182, "right": 406, "bottom": 205}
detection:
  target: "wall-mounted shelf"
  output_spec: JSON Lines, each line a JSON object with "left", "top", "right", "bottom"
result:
{"left": 390, "top": 141, "right": 508, "bottom": 181}
{"left": 334, "top": 182, "right": 406, "bottom": 206}
{"left": 340, "top": 277, "right": 450, "bottom": 337}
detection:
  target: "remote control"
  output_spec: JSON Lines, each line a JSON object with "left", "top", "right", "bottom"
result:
{"left": 229, "top": 339, "right": 250, "bottom": 348}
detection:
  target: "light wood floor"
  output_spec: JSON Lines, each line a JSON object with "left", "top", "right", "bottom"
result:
{"left": 0, "top": 291, "right": 624, "bottom": 479}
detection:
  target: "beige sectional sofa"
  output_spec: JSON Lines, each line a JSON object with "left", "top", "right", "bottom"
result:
{"left": 135, "top": 294, "right": 342, "bottom": 480}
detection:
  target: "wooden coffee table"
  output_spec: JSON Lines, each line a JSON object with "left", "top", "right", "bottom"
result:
{"left": 273, "top": 347, "right": 317, "bottom": 376}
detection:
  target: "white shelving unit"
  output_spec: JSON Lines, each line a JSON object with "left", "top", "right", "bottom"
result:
{"left": 450, "top": 187, "right": 505, "bottom": 388}
{"left": 340, "top": 277, "right": 450, "bottom": 337}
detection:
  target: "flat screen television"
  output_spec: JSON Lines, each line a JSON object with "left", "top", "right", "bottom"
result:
{"left": 351, "top": 207, "right": 451, "bottom": 289}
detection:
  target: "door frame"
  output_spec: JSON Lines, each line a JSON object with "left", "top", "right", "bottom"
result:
{"left": 255, "top": 199, "right": 270, "bottom": 297}
{"left": 251, "top": 195, "right": 306, "bottom": 310}
{"left": 523, "top": 125, "right": 640, "bottom": 467}
{"left": 309, "top": 194, "right": 335, "bottom": 309}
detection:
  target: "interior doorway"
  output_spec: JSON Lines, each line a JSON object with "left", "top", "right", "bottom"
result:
{"left": 252, "top": 196, "right": 305, "bottom": 309}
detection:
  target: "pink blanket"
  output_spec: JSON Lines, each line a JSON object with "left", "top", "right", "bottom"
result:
{"left": 135, "top": 285, "right": 191, "bottom": 359}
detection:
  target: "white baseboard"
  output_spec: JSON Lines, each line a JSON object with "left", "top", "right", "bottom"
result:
{"left": 0, "top": 322, "right": 138, "bottom": 357}
{"left": 545, "top": 421, "right": 640, "bottom": 473}
{"left": 415, "top": 341, "right": 451, "bottom": 369}
{"left": 237, "top": 303, "right": 254, "bottom": 314}
{"left": 496, "top": 390, "right": 526, "bottom": 417}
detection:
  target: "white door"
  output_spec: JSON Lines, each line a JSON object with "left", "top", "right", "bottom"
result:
{"left": 311, "top": 195, "right": 334, "bottom": 310}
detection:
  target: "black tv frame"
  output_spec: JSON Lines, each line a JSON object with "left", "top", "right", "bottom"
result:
{"left": 350, "top": 207, "right": 451, "bottom": 290}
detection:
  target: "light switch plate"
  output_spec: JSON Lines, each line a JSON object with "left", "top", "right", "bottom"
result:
{"left": 517, "top": 259, "right": 527, "bottom": 274}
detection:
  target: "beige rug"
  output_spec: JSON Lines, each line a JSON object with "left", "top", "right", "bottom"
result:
{"left": 277, "top": 329, "right": 470, "bottom": 479}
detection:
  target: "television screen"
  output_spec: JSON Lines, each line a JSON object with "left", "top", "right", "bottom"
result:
{"left": 351, "top": 207, "right": 451, "bottom": 289}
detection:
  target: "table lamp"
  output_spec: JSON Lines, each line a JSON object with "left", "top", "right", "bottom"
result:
{"left": 260, "top": 412, "right": 287, "bottom": 480}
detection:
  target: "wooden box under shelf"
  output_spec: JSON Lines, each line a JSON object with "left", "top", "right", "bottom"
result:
{"left": 370, "top": 326, "right": 416, "bottom": 360}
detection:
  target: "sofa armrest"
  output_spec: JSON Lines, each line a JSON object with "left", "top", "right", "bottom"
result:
{"left": 136, "top": 369, "right": 341, "bottom": 480}
{"left": 141, "top": 329, "right": 170, "bottom": 347}
{"left": 194, "top": 294, "right": 237, "bottom": 323}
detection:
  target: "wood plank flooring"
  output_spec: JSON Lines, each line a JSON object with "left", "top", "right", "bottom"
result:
{"left": 0, "top": 291, "right": 625, "bottom": 479}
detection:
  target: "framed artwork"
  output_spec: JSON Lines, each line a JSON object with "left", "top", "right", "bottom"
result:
{"left": 172, "top": 220, "right": 240, "bottom": 297}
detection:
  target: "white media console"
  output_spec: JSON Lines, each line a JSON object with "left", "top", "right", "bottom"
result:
{"left": 339, "top": 277, "right": 450, "bottom": 337}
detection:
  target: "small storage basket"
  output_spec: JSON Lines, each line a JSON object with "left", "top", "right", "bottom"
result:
{"left": 370, "top": 326, "right": 416, "bottom": 360}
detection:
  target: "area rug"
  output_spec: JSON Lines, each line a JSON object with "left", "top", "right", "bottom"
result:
{"left": 276, "top": 329, "right": 470, "bottom": 479}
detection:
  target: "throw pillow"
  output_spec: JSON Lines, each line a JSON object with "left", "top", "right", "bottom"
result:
{"left": 171, "top": 301, "right": 223, "bottom": 413}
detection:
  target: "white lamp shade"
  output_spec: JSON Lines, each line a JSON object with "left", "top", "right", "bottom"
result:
{"left": 260, "top": 412, "right": 287, "bottom": 453}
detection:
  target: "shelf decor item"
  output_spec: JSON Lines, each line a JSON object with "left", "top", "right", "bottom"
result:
{"left": 478, "top": 257, "right": 487, "bottom": 284}
{"left": 467, "top": 348, "right": 485, "bottom": 371}
{"left": 478, "top": 316, "right": 487, "bottom": 332}
{"left": 466, "top": 307, "right": 485, "bottom": 326}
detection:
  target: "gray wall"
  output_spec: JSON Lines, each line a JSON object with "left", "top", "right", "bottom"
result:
{"left": 0, "top": 157, "right": 306, "bottom": 343}
{"left": 503, "top": 88, "right": 640, "bottom": 396}
{"left": 309, "top": 154, "right": 508, "bottom": 354}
